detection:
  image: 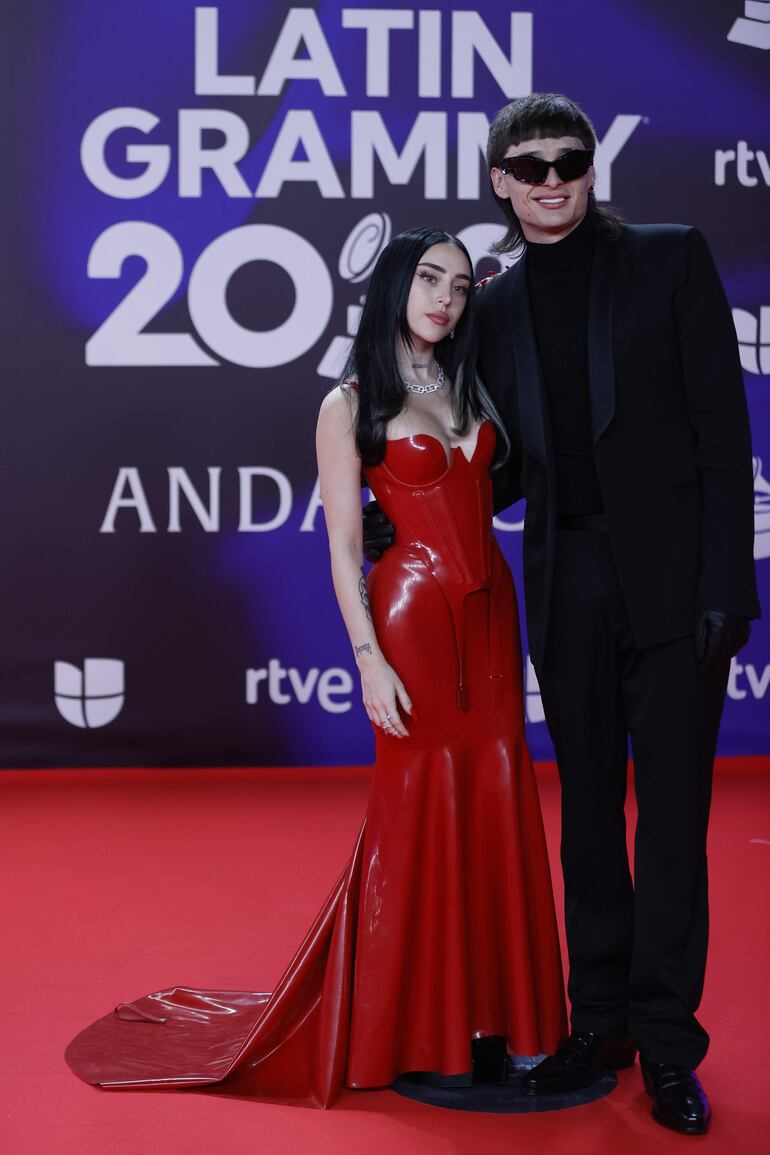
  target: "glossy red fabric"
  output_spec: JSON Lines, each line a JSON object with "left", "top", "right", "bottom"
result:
{"left": 65, "top": 420, "right": 567, "bottom": 1106}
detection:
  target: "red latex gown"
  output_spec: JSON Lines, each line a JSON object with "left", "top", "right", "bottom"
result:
{"left": 66, "top": 420, "right": 566, "bottom": 1106}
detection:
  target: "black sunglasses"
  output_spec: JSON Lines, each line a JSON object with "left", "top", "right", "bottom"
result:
{"left": 497, "top": 149, "right": 594, "bottom": 185}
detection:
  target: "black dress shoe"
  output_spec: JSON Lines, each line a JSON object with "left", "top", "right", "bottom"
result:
{"left": 642, "top": 1062, "right": 711, "bottom": 1135}
{"left": 522, "top": 1031, "right": 637, "bottom": 1095}
{"left": 471, "top": 1035, "right": 508, "bottom": 1084}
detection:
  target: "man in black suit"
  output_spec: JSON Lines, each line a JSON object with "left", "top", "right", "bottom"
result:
{"left": 476, "top": 93, "right": 760, "bottom": 1135}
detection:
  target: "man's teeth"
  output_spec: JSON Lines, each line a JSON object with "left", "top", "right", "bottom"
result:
{"left": 538, "top": 196, "right": 566, "bottom": 204}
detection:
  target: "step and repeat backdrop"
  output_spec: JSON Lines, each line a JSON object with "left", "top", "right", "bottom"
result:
{"left": 2, "top": 0, "right": 768, "bottom": 766}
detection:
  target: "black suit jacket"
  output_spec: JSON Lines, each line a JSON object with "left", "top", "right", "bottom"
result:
{"left": 476, "top": 223, "right": 760, "bottom": 668}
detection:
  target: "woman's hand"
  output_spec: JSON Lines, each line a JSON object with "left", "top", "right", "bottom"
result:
{"left": 358, "top": 653, "right": 413, "bottom": 738}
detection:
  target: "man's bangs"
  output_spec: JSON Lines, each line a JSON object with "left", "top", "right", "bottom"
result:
{"left": 507, "top": 114, "right": 594, "bottom": 150}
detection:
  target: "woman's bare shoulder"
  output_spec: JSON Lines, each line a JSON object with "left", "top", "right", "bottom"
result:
{"left": 321, "top": 381, "right": 358, "bottom": 410}
{"left": 317, "top": 384, "right": 358, "bottom": 438}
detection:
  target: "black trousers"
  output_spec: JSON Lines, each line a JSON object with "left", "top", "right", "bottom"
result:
{"left": 536, "top": 528, "right": 728, "bottom": 1067}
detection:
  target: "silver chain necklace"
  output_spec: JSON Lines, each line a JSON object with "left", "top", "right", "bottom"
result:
{"left": 402, "top": 365, "right": 445, "bottom": 394}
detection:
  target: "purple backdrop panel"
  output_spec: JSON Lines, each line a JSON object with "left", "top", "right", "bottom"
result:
{"left": 1, "top": 0, "right": 767, "bottom": 766}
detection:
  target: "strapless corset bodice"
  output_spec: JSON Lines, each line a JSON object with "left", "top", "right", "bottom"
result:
{"left": 364, "top": 420, "right": 502, "bottom": 712}
{"left": 364, "top": 419, "right": 496, "bottom": 589}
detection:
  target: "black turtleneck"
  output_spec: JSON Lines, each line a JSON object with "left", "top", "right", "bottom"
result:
{"left": 526, "top": 215, "right": 604, "bottom": 516}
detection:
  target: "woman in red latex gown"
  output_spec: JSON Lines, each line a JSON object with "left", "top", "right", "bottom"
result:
{"left": 66, "top": 228, "right": 566, "bottom": 1107}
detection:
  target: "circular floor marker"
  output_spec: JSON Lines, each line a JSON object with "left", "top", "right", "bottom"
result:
{"left": 391, "top": 1054, "right": 619, "bottom": 1114}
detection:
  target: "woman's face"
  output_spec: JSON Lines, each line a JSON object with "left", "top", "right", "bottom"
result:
{"left": 404, "top": 243, "right": 472, "bottom": 353}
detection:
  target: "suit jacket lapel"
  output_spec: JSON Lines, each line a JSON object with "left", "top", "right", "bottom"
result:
{"left": 506, "top": 255, "right": 551, "bottom": 469}
{"left": 588, "top": 233, "right": 616, "bottom": 442}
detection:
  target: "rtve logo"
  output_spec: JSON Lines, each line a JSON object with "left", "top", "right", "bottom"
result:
{"left": 727, "top": 655, "right": 770, "bottom": 701}
{"left": 246, "top": 660, "right": 353, "bottom": 714}
{"left": 733, "top": 307, "right": 770, "bottom": 375}
{"left": 54, "top": 659, "right": 125, "bottom": 728}
{"left": 727, "top": 1, "right": 770, "bottom": 50}
{"left": 714, "top": 142, "right": 770, "bottom": 187}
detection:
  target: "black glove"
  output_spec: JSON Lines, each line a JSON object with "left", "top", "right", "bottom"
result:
{"left": 362, "top": 499, "right": 395, "bottom": 562}
{"left": 694, "top": 610, "right": 751, "bottom": 676}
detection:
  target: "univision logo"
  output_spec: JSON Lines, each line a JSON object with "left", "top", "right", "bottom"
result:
{"left": 54, "top": 659, "right": 125, "bottom": 728}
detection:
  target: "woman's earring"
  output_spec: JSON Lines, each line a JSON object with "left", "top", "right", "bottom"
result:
{"left": 450, "top": 329, "right": 455, "bottom": 340}
{"left": 588, "top": 185, "right": 594, "bottom": 194}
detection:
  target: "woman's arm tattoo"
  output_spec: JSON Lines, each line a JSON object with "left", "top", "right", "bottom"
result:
{"left": 358, "top": 567, "right": 372, "bottom": 621}
{"left": 354, "top": 642, "right": 372, "bottom": 659}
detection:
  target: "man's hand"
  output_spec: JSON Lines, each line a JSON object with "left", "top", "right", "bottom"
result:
{"left": 694, "top": 610, "right": 751, "bottom": 676}
{"left": 363, "top": 500, "right": 394, "bottom": 562}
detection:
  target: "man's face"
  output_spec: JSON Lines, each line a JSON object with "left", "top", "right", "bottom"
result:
{"left": 490, "top": 135, "right": 595, "bottom": 245}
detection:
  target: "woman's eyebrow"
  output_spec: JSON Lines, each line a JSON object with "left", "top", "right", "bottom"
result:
{"left": 417, "top": 261, "right": 471, "bottom": 280}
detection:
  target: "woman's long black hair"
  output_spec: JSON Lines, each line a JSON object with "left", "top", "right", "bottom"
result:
{"left": 340, "top": 227, "right": 508, "bottom": 469}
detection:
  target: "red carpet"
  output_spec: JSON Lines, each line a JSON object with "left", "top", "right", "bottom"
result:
{"left": 1, "top": 760, "right": 768, "bottom": 1154}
